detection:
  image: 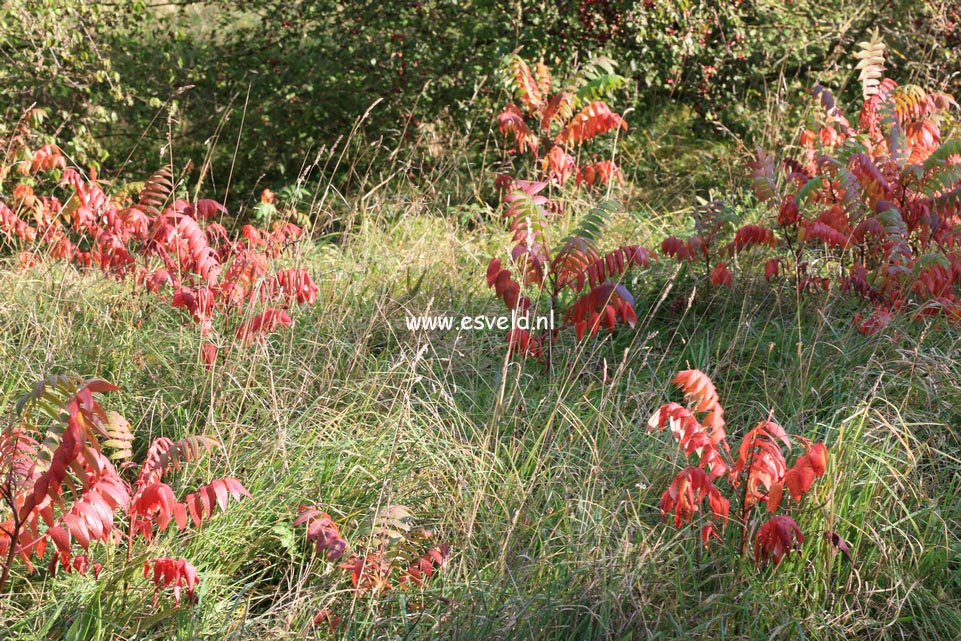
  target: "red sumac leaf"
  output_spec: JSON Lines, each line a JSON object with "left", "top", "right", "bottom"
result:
{"left": 201, "top": 343, "right": 217, "bottom": 368}
{"left": 784, "top": 465, "right": 815, "bottom": 502}
{"left": 506, "top": 328, "right": 542, "bottom": 359}
{"left": 755, "top": 515, "right": 805, "bottom": 565}
{"left": 764, "top": 258, "right": 781, "bottom": 282}
{"left": 295, "top": 507, "right": 348, "bottom": 561}
{"left": 807, "top": 442, "right": 828, "bottom": 476}
{"left": 47, "top": 525, "right": 70, "bottom": 554}
{"left": 61, "top": 512, "right": 90, "bottom": 550}
{"left": 193, "top": 199, "right": 227, "bottom": 220}
{"left": 701, "top": 523, "right": 722, "bottom": 547}
{"left": 486, "top": 258, "right": 502, "bottom": 286}
{"left": 825, "top": 530, "right": 852, "bottom": 561}
{"left": 145, "top": 557, "right": 201, "bottom": 606}
{"left": 235, "top": 308, "right": 293, "bottom": 344}
{"left": 710, "top": 262, "right": 733, "bottom": 288}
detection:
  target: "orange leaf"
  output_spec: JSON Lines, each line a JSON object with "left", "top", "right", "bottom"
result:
{"left": 784, "top": 465, "right": 815, "bottom": 502}
{"left": 766, "top": 481, "right": 784, "bottom": 513}
{"left": 807, "top": 442, "right": 828, "bottom": 476}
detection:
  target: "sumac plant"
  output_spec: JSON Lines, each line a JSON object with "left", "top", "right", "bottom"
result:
{"left": 0, "top": 374, "right": 250, "bottom": 603}
{"left": 658, "top": 197, "right": 745, "bottom": 290}
{"left": 496, "top": 54, "right": 628, "bottom": 190}
{"left": 0, "top": 157, "right": 318, "bottom": 350}
{"left": 734, "top": 35, "right": 961, "bottom": 334}
{"left": 295, "top": 504, "right": 450, "bottom": 629}
{"left": 487, "top": 181, "right": 654, "bottom": 358}
{"left": 648, "top": 369, "right": 829, "bottom": 566}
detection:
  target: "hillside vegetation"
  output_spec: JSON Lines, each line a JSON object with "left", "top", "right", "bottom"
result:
{"left": 0, "top": 2, "right": 960, "bottom": 639}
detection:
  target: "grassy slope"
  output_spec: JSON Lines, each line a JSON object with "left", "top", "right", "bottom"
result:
{"left": 0, "top": 207, "right": 960, "bottom": 639}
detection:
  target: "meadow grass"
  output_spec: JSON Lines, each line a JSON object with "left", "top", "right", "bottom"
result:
{"left": 1, "top": 201, "right": 960, "bottom": 640}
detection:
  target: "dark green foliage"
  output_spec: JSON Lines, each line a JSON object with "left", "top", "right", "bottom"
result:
{"left": 4, "top": 0, "right": 959, "bottom": 219}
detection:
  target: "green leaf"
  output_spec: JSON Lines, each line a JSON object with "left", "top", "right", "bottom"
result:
{"left": 796, "top": 176, "right": 822, "bottom": 205}
{"left": 575, "top": 73, "right": 627, "bottom": 105}
{"left": 273, "top": 523, "right": 296, "bottom": 550}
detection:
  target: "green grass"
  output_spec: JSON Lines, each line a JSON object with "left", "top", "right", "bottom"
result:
{"left": 1, "top": 206, "right": 961, "bottom": 640}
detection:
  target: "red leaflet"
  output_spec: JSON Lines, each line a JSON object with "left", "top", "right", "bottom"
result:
{"left": 144, "top": 268, "right": 176, "bottom": 293}
{"left": 659, "top": 466, "right": 730, "bottom": 529}
{"left": 701, "top": 523, "right": 722, "bottom": 547}
{"left": 507, "top": 56, "right": 545, "bottom": 114}
{"left": 777, "top": 194, "right": 800, "bottom": 226}
{"left": 92, "top": 233, "right": 136, "bottom": 279}
{"left": 150, "top": 210, "right": 222, "bottom": 285}
{"left": 182, "top": 478, "right": 251, "bottom": 528}
{"left": 576, "top": 160, "right": 621, "bottom": 187}
{"left": 235, "top": 308, "right": 293, "bottom": 343}
{"left": 338, "top": 553, "right": 393, "bottom": 595}
{"left": 732, "top": 420, "right": 790, "bottom": 511}
{"left": 506, "top": 328, "right": 543, "bottom": 358}
{"left": 18, "top": 252, "right": 40, "bottom": 268}
{"left": 540, "top": 91, "right": 573, "bottom": 131}
{"left": 764, "top": 258, "right": 782, "bottom": 282}
{"left": 266, "top": 220, "right": 304, "bottom": 247}
{"left": 825, "top": 530, "right": 853, "bottom": 561}
{"left": 0, "top": 202, "right": 37, "bottom": 243}
{"left": 671, "top": 370, "right": 729, "bottom": 449}
{"left": 849, "top": 153, "right": 892, "bottom": 203}
{"left": 241, "top": 224, "right": 266, "bottom": 248}
{"left": 192, "top": 199, "right": 228, "bottom": 220}
{"left": 661, "top": 236, "right": 693, "bottom": 261}
{"left": 48, "top": 551, "right": 102, "bottom": 578}
{"left": 399, "top": 544, "right": 451, "bottom": 588}
{"left": 748, "top": 148, "right": 778, "bottom": 204}
{"left": 266, "top": 268, "right": 319, "bottom": 305}
{"left": 130, "top": 482, "right": 179, "bottom": 537}
{"left": 29, "top": 144, "right": 67, "bottom": 174}
{"left": 56, "top": 470, "right": 128, "bottom": 550}
{"left": 542, "top": 146, "right": 577, "bottom": 186}
{"left": 294, "top": 507, "right": 348, "bottom": 561}
{"left": 487, "top": 260, "right": 522, "bottom": 311}
{"left": 486, "top": 257, "right": 504, "bottom": 288}
{"left": 711, "top": 262, "right": 733, "bottom": 288}
{"left": 563, "top": 282, "right": 637, "bottom": 340}
{"left": 859, "top": 77, "right": 898, "bottom": 134}
{"left": 498, "top": 104, "right": 539, "bottom": 154}
{"left": 730, "top": 225, "right": 777, "bottom": 254}
{"left": 672, "top": 370, "right": 721, "bottom": 414}
{"left": 511, "top": 245, "right": 548, "bottom": 288}
{"left": 755, "top": 516, "right": 805, "bottom": 565}
{"left": 782, "top": 441, "right": 828, "bottom": 502}
{"left": 172, "top": 286, "right": 216, "bottom": 331}
{"left": 555, "top": 101, "right": 627, "bottom": 146}
{"left": 201, "top": 343, "right": 217, "bottom": 369}
{"left": 783, "top": 465, "right": 815, "bottom": 503}
{"left": 807, "top": 443, "right": 828, "bottom": 475}
{"left": 855, "top": 306, "right": 893, "bottom": 336}
{"left": 312, "top": 608, "right": 341, "bottom": 632}
{"left": 144, "top": 557, "right": 201, "bottom": 607}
